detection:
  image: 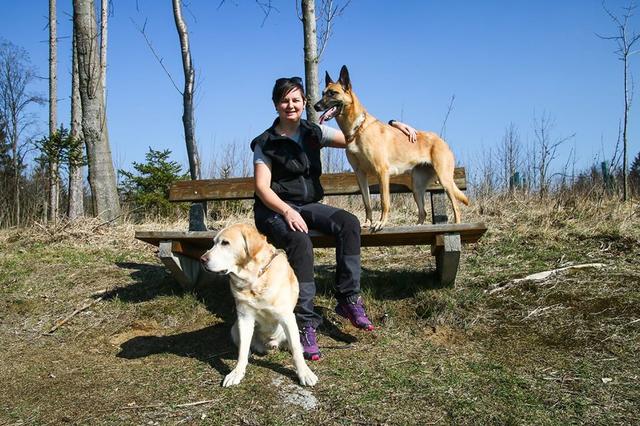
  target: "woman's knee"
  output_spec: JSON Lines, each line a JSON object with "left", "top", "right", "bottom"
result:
{"left": 283, "top": 232, "right": 315, "bottom": 283}
{"left": 331, "top": 209, "right": 360, "bottom": 233}
{"left": 284, "top": 231, "right": 314, "bottom": 257}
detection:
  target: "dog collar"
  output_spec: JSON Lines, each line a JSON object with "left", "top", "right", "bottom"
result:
{"left": 257, "top": 249, "right": 285, "bottom": 277}
{"left": 345, "top": 112, "right": 376, "bottom": 143}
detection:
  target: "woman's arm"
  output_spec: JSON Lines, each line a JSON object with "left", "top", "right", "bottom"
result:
{"left": 389, "top": 120, "right": 418, "bottom": 143}
{"left": 254, "top": 162, "right": 308, "bottom": 233}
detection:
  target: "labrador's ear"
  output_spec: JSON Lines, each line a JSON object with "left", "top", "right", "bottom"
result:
{"left": 338, "top": 65, "right": 351, "bottom": 91}
{"left": 241, "top": 224, "right": 266, "bottom": 261}
{"left": 325, "top": 71, "right": 334, "bottom": 87}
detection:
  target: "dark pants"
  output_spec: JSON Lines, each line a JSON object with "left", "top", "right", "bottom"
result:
{"left": 254, "top": 201, "right": 361, "bottom": 328}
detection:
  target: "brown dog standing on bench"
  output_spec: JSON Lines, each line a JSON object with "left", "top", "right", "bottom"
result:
{"left": 314, "top": 65, "right": 469, "bottom": 230}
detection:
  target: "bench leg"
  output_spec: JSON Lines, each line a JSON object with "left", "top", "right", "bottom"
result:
{"left": 432, "top": 234, "right": 461, "bottom": 286}
{"left": 430, "top": 191, "right": 461, "bottom": 286}
{"left": 188, "top": 202, "right": 207, "bottom": 231}
{"left": 430, "top": 190, "right": 449, "bottom": 224}
{"left": 159, "top": 240, "right": 201, "bottom": 291}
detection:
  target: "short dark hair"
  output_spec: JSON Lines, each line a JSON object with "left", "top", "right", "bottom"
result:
{"left": 272, "top": 76, "right": 305, "bottom": 104}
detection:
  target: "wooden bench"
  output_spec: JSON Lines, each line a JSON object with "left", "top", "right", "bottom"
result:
{"left": 135, "top": 167, "right": 487, "bottom": 290}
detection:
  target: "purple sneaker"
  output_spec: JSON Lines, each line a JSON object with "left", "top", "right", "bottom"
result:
{"left": 299, "top": 325, "right": 321, "bottom": 361}
{"left": 335, "top": 296, "right": 375, "bottom": 331}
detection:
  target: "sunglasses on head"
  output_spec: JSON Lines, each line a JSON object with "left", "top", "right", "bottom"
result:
{"left": 276, "top": 76, "right": 303, "bottom": 86}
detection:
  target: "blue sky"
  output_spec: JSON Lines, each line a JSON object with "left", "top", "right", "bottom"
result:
{"left": 1, "top": 0, "right": 638, "bottom": 181}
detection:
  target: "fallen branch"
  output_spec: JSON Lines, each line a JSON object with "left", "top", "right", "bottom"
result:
{"left": 120, "top": 399, "right": 218, "bottom": 410}
{"left": 174, "top": 399, "right": 218, "bottom": 408}
{"left": 623, "top": 318, "right": 640, "bottom": 327}
{"left": 487, "top": 263, "right": 606, "bottom": 294}
{"left": 522, "top": 304, "right": 562, "bottom": 321}
{"left": 45, "top": 296, "right": 104, "bottom": 334}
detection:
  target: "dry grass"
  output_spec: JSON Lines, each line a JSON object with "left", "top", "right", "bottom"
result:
{"left": 1, "top": 194, "right": 639, "bottom": 425}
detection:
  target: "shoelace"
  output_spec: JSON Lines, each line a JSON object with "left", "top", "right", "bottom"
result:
{"left": 300, "top": 328, "right": 315, "bottom": 346}
{"left": 348, "top": 302, "right": 366, "bottom": 316}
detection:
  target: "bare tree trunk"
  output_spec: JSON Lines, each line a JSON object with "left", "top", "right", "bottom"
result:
{"left": 68, "top": 30, "right": 84, "bottom": 220}
{"left": 301, "top": 0, "right": 319, "bottom": 124}
{"left": 49, "top": 0, "right": 59, "bottom": 222}
{"left": 172, "top": 0, "right": 205, "bottom": 230}
{"left": 172, "top": 0, "right": 200, "bottom": 181}
{"left": 533, "top": 112, "right": 574, "bottom": 196}
{"left": 499, "top": 123, "right": 521, "bottom": 192}
{"left": 73, "top": 0, "right": 120, "bottom": 222}
{"left": 12, "top": 114, "right": 19, "bottom": 227}
{"left": 100, "top": 0, "right": 108, "bottom": 101}
{"left": 598, "top": 2, "right": 640, "bottom": 202}
{"left": 623, "top": 52, "right": 629, "bottom": 201}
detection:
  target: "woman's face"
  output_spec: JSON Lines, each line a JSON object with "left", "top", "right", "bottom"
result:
{"left": 276, "top": 88, "right": 305, "bottom": 123}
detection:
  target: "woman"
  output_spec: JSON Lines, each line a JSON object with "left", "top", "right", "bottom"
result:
{"left": 251, "top": 76, "right": 417, "bottom": 360}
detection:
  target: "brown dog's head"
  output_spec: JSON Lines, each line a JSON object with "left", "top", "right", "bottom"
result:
{"left": 200, "top": 223, "right": 267, "bottom": 275}
{"left": 314, "top": 65, "right": 353, "bottom": 123}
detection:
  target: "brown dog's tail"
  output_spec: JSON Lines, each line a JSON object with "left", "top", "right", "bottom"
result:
{"left": 454, "top": 185, "right": 470, "bottom": 206}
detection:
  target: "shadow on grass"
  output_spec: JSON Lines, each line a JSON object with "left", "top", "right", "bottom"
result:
{"left": 106, "top": 262, "right": 182, "bottom": 303}
{"left": 111, "top": 262, "right": 237, "bottom": 322}
{"left": 116, "top": 322, "right": 314, "bottom": 386}
{"left": 112, "top": 265, "right": 310, "bottom": 384}
{"left": 315, "top": 264, "right": 445, "bottom": 301}
{"left": 112, "top": 259, "right": 443, "bottom": 311}
{"left": 112, "top": 260, "right": 443, "bottom": 383}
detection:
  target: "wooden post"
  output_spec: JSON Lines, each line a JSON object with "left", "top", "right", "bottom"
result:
{"left": 188, "top": 203, "right": 206, "bottom": 231}
{"left": 430, "top": 191, "right": 461, "bottom": 286}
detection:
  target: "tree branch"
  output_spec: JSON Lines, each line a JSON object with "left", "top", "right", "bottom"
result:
{"left": 440, "top": 94, "right": 456, "bottom": 138}
{"left": 130, "top": 17, "right": 182, "bottom": 94}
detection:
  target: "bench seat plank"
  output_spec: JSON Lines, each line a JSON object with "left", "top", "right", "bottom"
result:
{"left": 135, "top": 222, "right": 487, "bottom": 258}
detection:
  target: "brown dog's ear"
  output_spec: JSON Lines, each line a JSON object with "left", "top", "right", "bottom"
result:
{"left": 338, "top": 65, "right": 351, "bottom": 91}
{"left": 325, "top": 71, "right": 334, "bottom": 87}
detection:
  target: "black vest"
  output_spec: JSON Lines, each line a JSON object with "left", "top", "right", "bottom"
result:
{"left": 251, "top": 118, "right": 324, "bottom": 204}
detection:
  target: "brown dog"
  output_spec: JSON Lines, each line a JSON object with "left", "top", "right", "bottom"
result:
{"left": 314, "top": 65, "right": 469, "bottom": 230}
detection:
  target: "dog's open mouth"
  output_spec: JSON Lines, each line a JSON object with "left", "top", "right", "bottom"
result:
{"left": 318, "top": 106, "right": 339, "bottom": 124}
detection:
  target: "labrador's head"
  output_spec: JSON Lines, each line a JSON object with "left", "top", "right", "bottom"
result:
{"left": 200, "top": 223, "right": 267, "bottom": 275}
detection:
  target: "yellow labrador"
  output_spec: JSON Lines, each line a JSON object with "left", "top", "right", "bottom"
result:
{"left": 200, "top": 223, "right": 318, "bottom": 387}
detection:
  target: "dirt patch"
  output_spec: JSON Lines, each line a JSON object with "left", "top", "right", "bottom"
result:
{"left": 108, "top": 320, "right": 162, "bottom": 346}
{"left": 424, "top": 325, "right": 467, "bottom": 348}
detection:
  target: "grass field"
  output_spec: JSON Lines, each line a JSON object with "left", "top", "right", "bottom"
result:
{"left": 1, "top": 195, "right": 639, "bottom": 425}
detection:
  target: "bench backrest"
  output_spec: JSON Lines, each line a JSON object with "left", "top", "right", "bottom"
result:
{"left": 169, "top": 167, "right": 467, "bottom": 202}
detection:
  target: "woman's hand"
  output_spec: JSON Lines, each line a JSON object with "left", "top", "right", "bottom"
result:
{"left": 284, "top": 208, "right": 308, "bottom": 233}
{"left": 391, "top": 120, "right": 418, "bottom": 143}
{"left": 255, "top": 162, "right": 309, "bottom": 233}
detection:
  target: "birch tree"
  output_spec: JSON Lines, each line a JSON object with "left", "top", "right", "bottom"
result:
{"left": 68, "top": 30, "right": 85, "bottom": 220}
{"left": 301, "top": 0, "right": 320, "bottom": 124}
{"left": 299, "top": 0, "right": 350, "bottom": 124}
{"left": 172, "top": 0, "right": 205, "bottom": 230}
{"left": 49, "top": 0, "right": 59, "bottom": 221}
{"left": 100, "top": 0, "right": 108, "bottom": 100}
{"left": 73, "top": 0, "right": 120, "bottom": 221}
